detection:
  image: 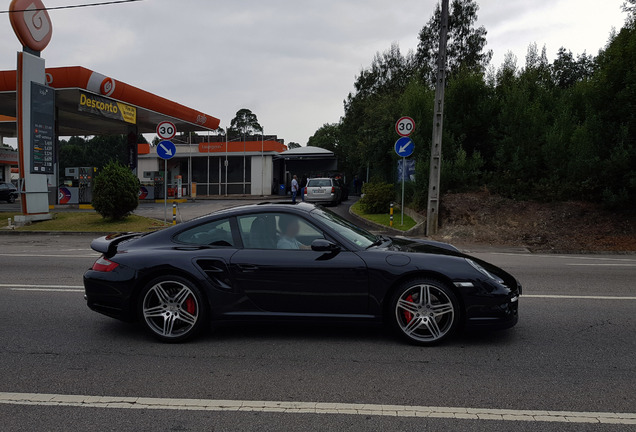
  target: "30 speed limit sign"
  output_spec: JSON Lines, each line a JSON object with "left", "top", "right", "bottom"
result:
{"left": 395, "top": 116, "right": 415, "bottom": 137}
{"left": 156, "top": 121, "right": 177, "bottom": 140}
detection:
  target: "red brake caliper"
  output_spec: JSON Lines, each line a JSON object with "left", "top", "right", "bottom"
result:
{"left": 403, "top": 294, "right": 414, "bottom": 323}
{"left": 185, "top": 296, "right": 196, "bottom": 315}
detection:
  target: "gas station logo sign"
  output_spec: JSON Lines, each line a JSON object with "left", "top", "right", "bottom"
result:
{"left": 9, "top": 0, "right": 53, "bottom": 52}
{"left": 100, "top": 77, "right": 116, "bottom": 96}
{"left": 78, "top": 91, "right": 136, "bottom": 124}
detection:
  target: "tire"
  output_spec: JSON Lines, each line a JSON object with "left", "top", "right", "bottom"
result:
{"left": 7, "top": 195, "right": 15, "bottom": 204}
{"left": 138, "top": 276, "right": 207, "bottom": 342}
{"left": 390, "top": 278, "right": 460, "bottom": 346}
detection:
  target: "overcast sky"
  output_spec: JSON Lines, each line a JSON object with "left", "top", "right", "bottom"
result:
{"left": 0, "top": 0, "right": 629, "bottom": 147}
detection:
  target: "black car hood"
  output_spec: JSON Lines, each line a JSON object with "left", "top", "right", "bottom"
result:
{"left": 384, "top": 237, "right": 465, "bottom": 257}
{"left": 379, "top": 237, "right": 520, "bottom": 291}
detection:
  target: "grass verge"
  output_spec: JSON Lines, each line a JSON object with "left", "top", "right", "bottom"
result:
{"left": 350, "top": 202, "right": 416, "bottom": 231}
{"left": 1, "top": 211, "right": 166, "bottom": 232}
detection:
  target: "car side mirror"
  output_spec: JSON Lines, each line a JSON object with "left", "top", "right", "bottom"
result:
{"left": 311, "top": 239, "right": 341, "bottom": 252}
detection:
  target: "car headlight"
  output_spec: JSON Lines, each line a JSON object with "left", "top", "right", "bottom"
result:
{"left": 466, "top": 259, "right": 504, "bottom": 284}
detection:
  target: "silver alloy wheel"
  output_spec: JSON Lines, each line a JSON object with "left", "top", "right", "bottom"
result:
{"left": 394, "top": 283, "right": 455, "bottom": 342}
{"left": 142, "top": 280, "right": 199, "bottom": 339}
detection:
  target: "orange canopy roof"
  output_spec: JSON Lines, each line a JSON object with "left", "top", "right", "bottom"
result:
{"left": 0, "top": 66, "right": 220, "bottom": 136}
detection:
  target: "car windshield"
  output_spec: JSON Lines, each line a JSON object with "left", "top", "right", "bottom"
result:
{"left": 310, "top": 206, "right": 378, "bottom": 248}
{"left": 307, "top": 179, "right": 331, "bottom": 187}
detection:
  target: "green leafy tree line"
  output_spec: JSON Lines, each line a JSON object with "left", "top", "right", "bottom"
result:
{"left": 308, "top": 0, "right": 636, "bottom": 211}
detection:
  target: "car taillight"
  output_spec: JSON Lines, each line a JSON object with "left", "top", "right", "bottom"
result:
{"left": 92, "top": 256, "right": 119, "bottom": 272}
{"left": 304, "top": 187, "right": 307, "bottom": 194}
{"left": 331, "top": 186, "right": 335, "bottom": 193}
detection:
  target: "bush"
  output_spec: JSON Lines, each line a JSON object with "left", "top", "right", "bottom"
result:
{"left": 92, "top": 161, "right": 140, "bottom": 220}
{"left": 359, "top": 182, "right": 394, "bottom": 214}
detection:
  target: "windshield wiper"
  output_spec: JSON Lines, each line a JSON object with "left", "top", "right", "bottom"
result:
{"left": 366, "top": 237, "right": 384, "bottom": 249}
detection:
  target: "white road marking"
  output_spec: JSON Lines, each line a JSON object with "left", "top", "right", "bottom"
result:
{"left": 0, "top": 253, "right": 98, "bottom": 258}
{"left": 0, "top": 284, "right": 83, "bottom": 289}
{"left": 489, "top": 252, "right": 636, "bottom": 263}
{"left": 0, "top": 392, "right": 634, "bottom": 424}
{"left": 566, "top": 263, "right": 636, "bottom": 267}
{"left": 1, "top": 285, "right": 634, "bottom": 300}
{"left": 524, "top": 294, "right": 636, "bottom": 300}
{"left": 11, "top": 288, "right": 83, "bottom": 292}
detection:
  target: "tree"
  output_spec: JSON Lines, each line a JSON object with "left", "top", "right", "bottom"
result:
{"left": 228, "top": 109, "right": 262, "bottom": 139}
{"left": 59, "top": 134, "right": 136, "bottom": 174}
{"left": 92, "top": 161, "right": 140, "bottom": 220}
{"left": 307, "top": 124, "right": 340, "bottom": 152}
{"left": 415, "top": 0, "right": 492, "bottom": 85}
{"left": 287, "top": 142, "right": 301, "bottom": 149}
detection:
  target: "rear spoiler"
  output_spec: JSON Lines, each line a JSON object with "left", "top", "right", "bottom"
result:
{"left": 90, "top": 232, "right": 141, "bottom": 256}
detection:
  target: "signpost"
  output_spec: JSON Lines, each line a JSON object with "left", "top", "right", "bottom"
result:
{"left": 156, "top": 121, "right": 176, "bottom": 140}
{"left": 395, "top": 116, "right": 415, "bottom": 137}
{"left": 394, "top": 118, "right": 415, "bottom": 225}
{"left": 157, "top": 138, "right": 176, "bottom": 224}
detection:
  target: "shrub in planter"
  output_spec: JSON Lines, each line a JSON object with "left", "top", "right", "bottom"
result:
{"left": 92, "top": 161, "right": 140, "bottom": 220}
{"left": 359, "top": 182, "right": 394, "bottom": 214}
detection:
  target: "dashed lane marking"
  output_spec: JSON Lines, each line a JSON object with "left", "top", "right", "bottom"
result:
{"left": 566, "top": 263, "right": 636, "bottom": 267}
{"left": 0, "top": 284, "right": 84, "bottom": 292}
{"left": 1, "top": 285, "right": 634, "bottom": 300}
{"left": 0, "top": 392, "right": 634, "bottom": 425}
{"left": 0, "top": 253, "right": 98, "bottom": 258}
{"left": 524, "top": 294, "right": 636, "bottom": 300}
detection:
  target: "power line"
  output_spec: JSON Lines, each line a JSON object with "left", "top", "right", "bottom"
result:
{"left": 0, "top": 0, "right": 142, "bottom": 14}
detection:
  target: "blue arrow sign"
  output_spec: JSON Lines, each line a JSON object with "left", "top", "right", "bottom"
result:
{"left": 394, "top": 136, "right": 414, "bottom": 157}
{"left": 157, "top": 140, "right": 176, "bottom": 160}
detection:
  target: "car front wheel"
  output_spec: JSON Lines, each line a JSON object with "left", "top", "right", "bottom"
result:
{"left": 391, "top": 279, "right": 459, "bottom": 345}
{"left": 7, "top": 195, "right": 15, "bottom": 203}
{"left": 138, "top": 276, "right": 207, "bottom": 342}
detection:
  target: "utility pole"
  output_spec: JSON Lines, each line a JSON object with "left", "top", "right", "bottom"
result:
{"left": 426, "top": 0, "right": 449, "bottom": 236}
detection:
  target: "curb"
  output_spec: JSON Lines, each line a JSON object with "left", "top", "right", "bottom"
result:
{"left": 348, "top": 206, "right": 405, "bottom": 235}
{"left": 348, "top": 203, "right": 427, "bottom": 237}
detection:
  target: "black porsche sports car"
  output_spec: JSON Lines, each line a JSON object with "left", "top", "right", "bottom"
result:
{"left": 84, "top": 202, "right": 521, "bottom": 345}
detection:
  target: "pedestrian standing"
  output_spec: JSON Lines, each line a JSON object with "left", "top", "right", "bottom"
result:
{"left": 291, "top": 175, "right": 299, "bottom": 204}
{"left": 353, "top": 175, "right": 361, "bottom": 196}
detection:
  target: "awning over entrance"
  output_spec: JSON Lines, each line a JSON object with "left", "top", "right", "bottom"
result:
{"left": 0, "top": 66, "right": 220, "bottom": 137}
{"left": 276, "top": 145, "right": 338, "bottom": 173}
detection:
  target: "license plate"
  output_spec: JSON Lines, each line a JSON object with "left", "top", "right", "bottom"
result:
{"left": 313, "top": 188, "right": 325, "bottom": 193}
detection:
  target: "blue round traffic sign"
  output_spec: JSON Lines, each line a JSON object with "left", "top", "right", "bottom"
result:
{"left": 395, "top": 137, "right": 414, "bottom": 157}
{"left": 157, "top": 140, "right": 176, "bottom": 160}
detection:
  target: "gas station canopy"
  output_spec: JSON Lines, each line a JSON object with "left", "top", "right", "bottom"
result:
{"left": 0, "top": 66, "right": 220, "bottom": 137}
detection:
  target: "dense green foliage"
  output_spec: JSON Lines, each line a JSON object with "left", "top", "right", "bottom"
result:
{"left": 359, "top": 182, "right": 395, "bottom": 214}
{"left": 59, "top": 134, "right": 147, "bottom": 173}
{"left": 308, "top": 0, "right": 636, "bottom": 211}
{"left": 92, "top": 161, "right": 140, "bottom": 220}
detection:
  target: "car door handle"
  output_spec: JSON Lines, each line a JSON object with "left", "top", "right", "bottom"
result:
{"left": 237, "top": 264, "right": 259, "bottom": 272}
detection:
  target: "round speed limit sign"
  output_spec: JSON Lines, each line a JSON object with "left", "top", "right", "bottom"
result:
{"left": 396, "top": 116, "right": 415, "bottom": 137}
{"left": 156, "top": 121, "right": 177, "bottom": 140}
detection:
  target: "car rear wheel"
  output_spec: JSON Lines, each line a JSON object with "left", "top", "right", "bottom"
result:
{"left": 391, "top": 279, "right": 459, "bottom": 345}
{"left": 139, "top": 276, "right": 207, "bottom": 342}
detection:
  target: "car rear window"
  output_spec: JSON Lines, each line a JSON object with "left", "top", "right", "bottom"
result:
{"left": 307, "top": 179, "right": 331, "bottom": 187}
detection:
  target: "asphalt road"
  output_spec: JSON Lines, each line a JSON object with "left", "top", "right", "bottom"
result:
{"left": 0, "top": 203, "right": 635, "bottom": 431}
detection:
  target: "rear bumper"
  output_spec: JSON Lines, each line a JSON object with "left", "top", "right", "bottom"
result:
{"left": 305, "top": 195, "right": 337, "bottom": 204}
{"left": 84, "top": 270, "right": 136, "bottom": 322}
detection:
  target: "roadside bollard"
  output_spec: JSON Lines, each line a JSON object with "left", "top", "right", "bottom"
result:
{"left": 172, "top": 203, "right": 177, "bottom": 225}
{"left": 390, "top": 203, "right": 394, "bottom": 227}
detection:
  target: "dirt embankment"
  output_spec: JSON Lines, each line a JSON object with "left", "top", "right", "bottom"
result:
{"left": 427, "top": 192, "right": 636, "bottom": 252}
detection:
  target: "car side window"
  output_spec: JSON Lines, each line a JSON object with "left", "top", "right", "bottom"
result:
{"left": 237, "top": 213, "right": 325, "bottom": 250}
{"left": 174, "top": 218, "right": 234, "bottom": 247}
